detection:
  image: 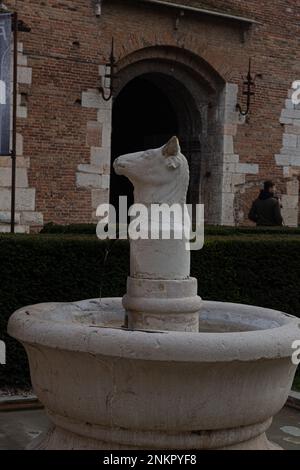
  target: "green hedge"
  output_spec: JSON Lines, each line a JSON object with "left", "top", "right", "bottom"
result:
{"left": 41, "top": 222, "right": 300, "bottom": 236}
{"left": 41, "top": 223, "right": 98, "bottom": 234}
{"left": 1, "top": 234, "right": 300, "bottom": 388}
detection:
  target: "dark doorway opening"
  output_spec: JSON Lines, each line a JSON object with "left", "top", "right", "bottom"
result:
{"left": 110, "top": 75, "right": 179, "bottom": 211}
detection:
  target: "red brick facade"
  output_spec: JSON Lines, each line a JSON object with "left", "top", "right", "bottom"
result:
{"left": 1, "top": 0, "right": 299, "bottom": 229}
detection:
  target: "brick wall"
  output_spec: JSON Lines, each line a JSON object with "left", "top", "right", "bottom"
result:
{"left": 1, "top": 0, "right": 299, "bottom": 228}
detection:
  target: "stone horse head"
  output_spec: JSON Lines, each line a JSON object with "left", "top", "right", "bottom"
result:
{"left": 114, "top": 136, "right": 189, "bottom": 205}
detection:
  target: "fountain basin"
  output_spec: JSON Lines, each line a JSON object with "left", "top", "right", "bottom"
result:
{"left": 8, "top": 299, "right": 300, "bottom": 450}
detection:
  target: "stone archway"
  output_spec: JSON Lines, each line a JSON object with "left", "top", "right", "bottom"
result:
{"left": 78, "top": 46, "right": 239, "bottom": 225}
{"left": 110, "top": 74, "right": 179, "bottom": 212}
{"left": 110, "top": 46, "right": 226, "bottom": 223}
{"left": 110, "top": 72, "right": 202, "bottom": 213}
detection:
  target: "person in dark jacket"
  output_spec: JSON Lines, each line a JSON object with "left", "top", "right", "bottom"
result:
{"left": 248, "top": 181, "right": 283, "bottom": 226}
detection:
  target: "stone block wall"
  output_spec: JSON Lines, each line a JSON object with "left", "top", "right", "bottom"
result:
{"left": 273, "top": 89, "right": 300, "bottom": 226}
{"left": 77, "top": 80, "right": 112, "bottom": 220}
{"left": 0, "top": 41, "right": 43, "bottom": 232}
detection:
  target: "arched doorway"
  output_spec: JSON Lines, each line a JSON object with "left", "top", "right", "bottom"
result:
{"left": 109, "top": 46, "right": 226, "bottom": 224}
{"left": 110, "top": 75, "right": 179, "bottom": 211}
{"left": 110, "top": 72, "right": 203, "bottom": 214}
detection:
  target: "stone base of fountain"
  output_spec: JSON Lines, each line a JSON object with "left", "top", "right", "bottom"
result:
{"left": 8, "top": 298, "right": 299, "bottom": 450}
{"left": 28, "top": 416, "right": 279, "bottom": 450}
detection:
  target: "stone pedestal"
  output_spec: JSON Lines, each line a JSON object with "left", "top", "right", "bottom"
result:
{"left": 123, "top": 277, "right": 201, "bottom": 331}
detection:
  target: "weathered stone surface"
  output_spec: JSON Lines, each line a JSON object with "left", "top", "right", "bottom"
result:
{"left": 8, "top": 299, "right": 300, "bottom": 450}
{"left": 275, "top": 154, "right": 290, "bottom": 166}
{"left": 283, "top": 134, "right": 298, "bottom": 148}
{"left": 0, "top": 168, "right": 28, "bottom": 188}
{"left": 0, "top": 188, "right": 35, "bottom": 211}
{"left": 285, "top": 125, "right": 300, "bottom": 135}
{"left": 281, "top": 147, "right": 300, "bottom": 156}
{"left": 0, "top": 211, "right": 21, "bottom": 224}
{"left": 286, "top": 179, "right": 299, "bottom": 196}
{"left": 91, "top": 189, "right": 109, "bottom": 209}
{"left": 76, "top": 172, "right": 109, "bottom": 190}
{"left": 101, "top": 124, "right": 111, "bottom": 149}
{"left": 280, "top": 117, "right": 293, "bottom": 125}
{"left": 97, "top": 108, "right": 112, "bottom": 124}
{"left": 86, "top": 122, "right": 102, "bottom": 148}
{"left": 17, "top": 106, "right": 28, "bottom": 119}
{"left": 17, "top": 66, "right": 32, "bottom": 85}
{"left": 281, "top": 198, "right": 299, "bottom": 224}
{"left": 16, "top": 133, "right": 23, "bottom": 156}
{"left": 20, "top": 211, "right": 44, "bottom": 225}
{"left": 114, "top": 137, "right": 201, "bottom": 331}
{"left": 232, "top": 173, "right": 246, "bottom": 186}
{"left": 281, "top": 109, "right": 300, "bottom": 119}
{"left": 221, "top": 192, "right": 235, "bottom": 226}
{"left": 100, "top": 175, "right": 110, "bottom": 189}
{"left": 77, "top": 164, "right": 103, "bottom": 175}
{"left": 90, "top": 147, "right": 110, "bottom": 167}
{"left": 76, "top": 172, "right": 101, "bottom": 189}
{"left": 224, "top": 154, "right": 239, "bottom": 163}
{"left": 98, "top": 64, "right": 106, "bottom": 77}
{"left": 17, "top": 53, "right": 28, "bottom": 66}
{"left": 223, "top": 135, "right": 234, "bottom": 154}
{"left": 81, "top": 89, "right": 111, "bottom": 110}
{"left": 0, "top": 224, "right": 29, "bottom": 233}
{"left": 236, "top": 163, "right": 259, "bottom": 175}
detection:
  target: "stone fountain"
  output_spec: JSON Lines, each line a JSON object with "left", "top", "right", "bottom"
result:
{"left": 8, "top": 137, "right": 300, "bottom": 450}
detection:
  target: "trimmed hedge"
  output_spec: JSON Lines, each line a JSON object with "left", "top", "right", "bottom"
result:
{"left": 41, "top": 222, "right": 300, "bottom": 236}
{"left": 41, "top": 223, "right": 98, "bottom": 234}
{"left": 1, "top": 234, "right": 300, "bottom": 388}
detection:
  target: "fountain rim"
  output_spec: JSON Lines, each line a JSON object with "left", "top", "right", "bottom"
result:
{"left": 8, "top": 299, "right": 300, "bottom": 363}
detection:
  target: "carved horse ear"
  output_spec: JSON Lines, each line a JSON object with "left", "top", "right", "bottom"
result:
{"left": 162, "top": 136, "right": 181, "bottom": 157}
{"left": 163, "top": 136, "right": 182, "bottom": 169}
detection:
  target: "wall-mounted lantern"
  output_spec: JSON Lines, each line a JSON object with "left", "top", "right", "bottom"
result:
{"left": 98, "top": 38, "right": 116, "bottom": 101}
{"left": 94, "top": 0, "right": 102, "bottom": 17}
{"left": 236, "top": 58, "right": 259, "bottom": 117}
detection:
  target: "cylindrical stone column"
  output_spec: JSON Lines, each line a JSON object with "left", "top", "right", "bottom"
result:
{"left": 123, "top": 277, "right": 201, "bottom": 332}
